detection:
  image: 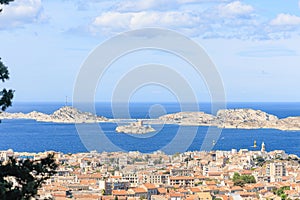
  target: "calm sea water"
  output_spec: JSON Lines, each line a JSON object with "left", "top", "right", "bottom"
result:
{"left": 0, "top": 102, "right": 300, "bottom": 155}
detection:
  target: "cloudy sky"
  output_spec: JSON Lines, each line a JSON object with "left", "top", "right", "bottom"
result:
{"left": 0, "top": 0, "right": 300, "bottom": 103}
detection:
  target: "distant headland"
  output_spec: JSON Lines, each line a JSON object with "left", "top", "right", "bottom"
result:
{"left": 1, "top": 106, "right": 300, "bottom": 132}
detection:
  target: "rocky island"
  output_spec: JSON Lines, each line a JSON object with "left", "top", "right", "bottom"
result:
{"left": 159, "top": 109, "right": 300, "bottom": 131}
{"left": 116, "top": 120, "right": 156, "bottom": 134}
{"left": 0, "top": 106, "right": 107, "bottom": 123}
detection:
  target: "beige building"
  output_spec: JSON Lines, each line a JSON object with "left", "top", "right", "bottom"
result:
{"left": 266, "top": 162, "right": 286, "bottom": 182}
{"left": 143, "top": 173, "right": 169, "bottom": 185}
{"left": 169, "top": 176, "right": 195, "bottom": 187}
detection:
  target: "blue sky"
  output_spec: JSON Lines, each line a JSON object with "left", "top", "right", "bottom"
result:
{"left": 0, "top": 0, "right": 300, "bottom": 102}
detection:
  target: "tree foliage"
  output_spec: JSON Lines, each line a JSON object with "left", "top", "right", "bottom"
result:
{"left": 0, "top": 88, "right": 14, "bottom": 111}
{"left": 0, "top": 58, "right": 14, "bottom": 114}
{"left": 0, "top": 0, "right": 14, "bottom": 4}
{"left": 254, "top": 156, "right": 265, "bottom": 167}
{"left": 0, "top": 154, "right": 58, "bottom": 200}
{"left": 0, "top": 0, "right": 14, "bottom": 12}
{"left": 0, "top": 0, "right": 14, "bottom": 113}
{"left": 0, "top": 57, "right": 14, "bottom": 112}
{"left": 0, "top": 58, "right": 14, "bottom": 112}
{"left": 273, "top": 186, "right": 290, "bottom": 199}
{"left": 232, "top": 172, "right": 256, "bottom": 187}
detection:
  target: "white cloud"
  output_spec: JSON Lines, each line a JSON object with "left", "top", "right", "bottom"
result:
{"left": 270, "top": 13, "right": 300, "bottom": 26}
{"left": 117, "top": 0, "right": 234, "bottom": 12}
{"left": 91, "top": 0, "right": 257, "bottom": 38}
{"left": 116, "top": 0, "right": 177, "bottom": 12}
{"left": 86, "top": 0, "right": 298, "bottom": 40}
{"left": 0, "top": 0, "right": 43, "bottom": 29}
{"left": 177, "top": 0, "right": 231, "bottom": 3}
{"left": 218, "top": 1, "right": 254, "bottom": 17}
{"left": 92, "top": 11, "right": 201, "bottom": 34}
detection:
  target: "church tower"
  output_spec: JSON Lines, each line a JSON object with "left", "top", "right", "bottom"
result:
{"left": 261, "top": 142, "right": 265, "bottom": 152}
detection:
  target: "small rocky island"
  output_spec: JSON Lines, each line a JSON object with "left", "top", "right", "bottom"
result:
{"left": 116, "top": 120, "right": 155, "bottom": 134}
{"left": 0, "top": 106, "right": 107, "bottom": 123}
{"left": 159, "top": 109, "right": 300, "bottom": 131}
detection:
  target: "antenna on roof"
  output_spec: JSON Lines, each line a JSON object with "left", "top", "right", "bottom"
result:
{"left": 65, "top": 96, "right": 68, "bottom": 106}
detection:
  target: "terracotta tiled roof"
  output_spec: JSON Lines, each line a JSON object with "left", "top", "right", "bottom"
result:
{"left": 79, "top": 179, "right": 97, "bottom": 185}
{"left": 132, "top": 188, "right": 147, "bottom": 194}
{"left": 205, "top": 180, "right": 217, "bottom": 185}
{"left": 143, "top": 183, "right": 157, "bottom": 189}
{"left": 206, "top": 185, "right": 218, "bottom": 191}
{"left": 111, "top": 175, "right": 122, "bottom": 179}
{"left": 258, "top": 189, "right": 268, "bottom": 194}
{"left": 157, "top": 187, "right": 167, "bottom": 194}
{"left": 102, "top": 195, "right": 115, "bottom": 200}
{"left": 208, "top": 171, "right": 222, "bottom": 176}
{"left": 238, "top": 192, "right": 257, "bottom": 197}
{"left": 230, "top": 186, "right": 243, "bottom": 191}
{"left": 169, "top": 192, "right": 184, "bottom": 197}
{"left": 177, "top": 188, "right": 188, "bottom": 193}
{"left": 189, "top": 187, "right": 201, "bottom": 193}
{"left": 253, "top": 182, "right": 265, "bottom": 188}
{"left": 112, "top": 190, "right": 128, "bottom": 196}
{"left": 240, "top": 170, "right": 252, "bottom": 175}
{"left": 186, "top": 194, "right": 199, "bottom": 200}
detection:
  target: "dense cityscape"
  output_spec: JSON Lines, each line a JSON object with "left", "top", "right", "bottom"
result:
{"left": 1, "top": 143, "right": 300, "bottom": 200}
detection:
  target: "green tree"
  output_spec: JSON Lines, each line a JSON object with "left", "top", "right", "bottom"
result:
{"left": 242, "top": 175, "right": 256, "bottom": 184}
{"left": 0, "top": 0, "right": 14, "bottom": 4}
{"left": 274, "top": 186, "right": 290, "bottom": 199}
{"left": 280, "top": 194, "right": 287, "bottom": 200}
{"left": 0, "top": 0, "right": 14, "bottom": 12}
{"left": 233, "top": 178, "right": 245, "bottom": 187}
{"left": 232, "top": 172, "right": 240, "bottom": 181}
{"left": 0, "top": 0, "right": 15, "bottom": 113}
{"left": 232, "top": 172, "right": 256, "bottom": 187}
{"left": 0, "top": 58, "right": 14, "bottom": 112}
{"left": 254, "top": 156, "right": 265, "bottom": 167}
{"left": 0, "top": 154, "right": 58, "bottom": 200}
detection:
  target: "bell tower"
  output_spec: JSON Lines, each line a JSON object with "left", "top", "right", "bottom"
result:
{"left": 261, "top": 142, "right": 265, "bottom": 152}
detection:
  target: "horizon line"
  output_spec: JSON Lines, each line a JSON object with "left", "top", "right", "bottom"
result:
{"left": 9, "top": 101, "right": 300, "bottom": 104}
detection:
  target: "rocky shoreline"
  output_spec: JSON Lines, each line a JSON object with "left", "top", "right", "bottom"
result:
{"left": 1, "top": 106, "right": 300, "bottom": 131}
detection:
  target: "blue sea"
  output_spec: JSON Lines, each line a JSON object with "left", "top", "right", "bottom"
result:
{"left": 0, "top": 102, "right": 300, "bottom": 155}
